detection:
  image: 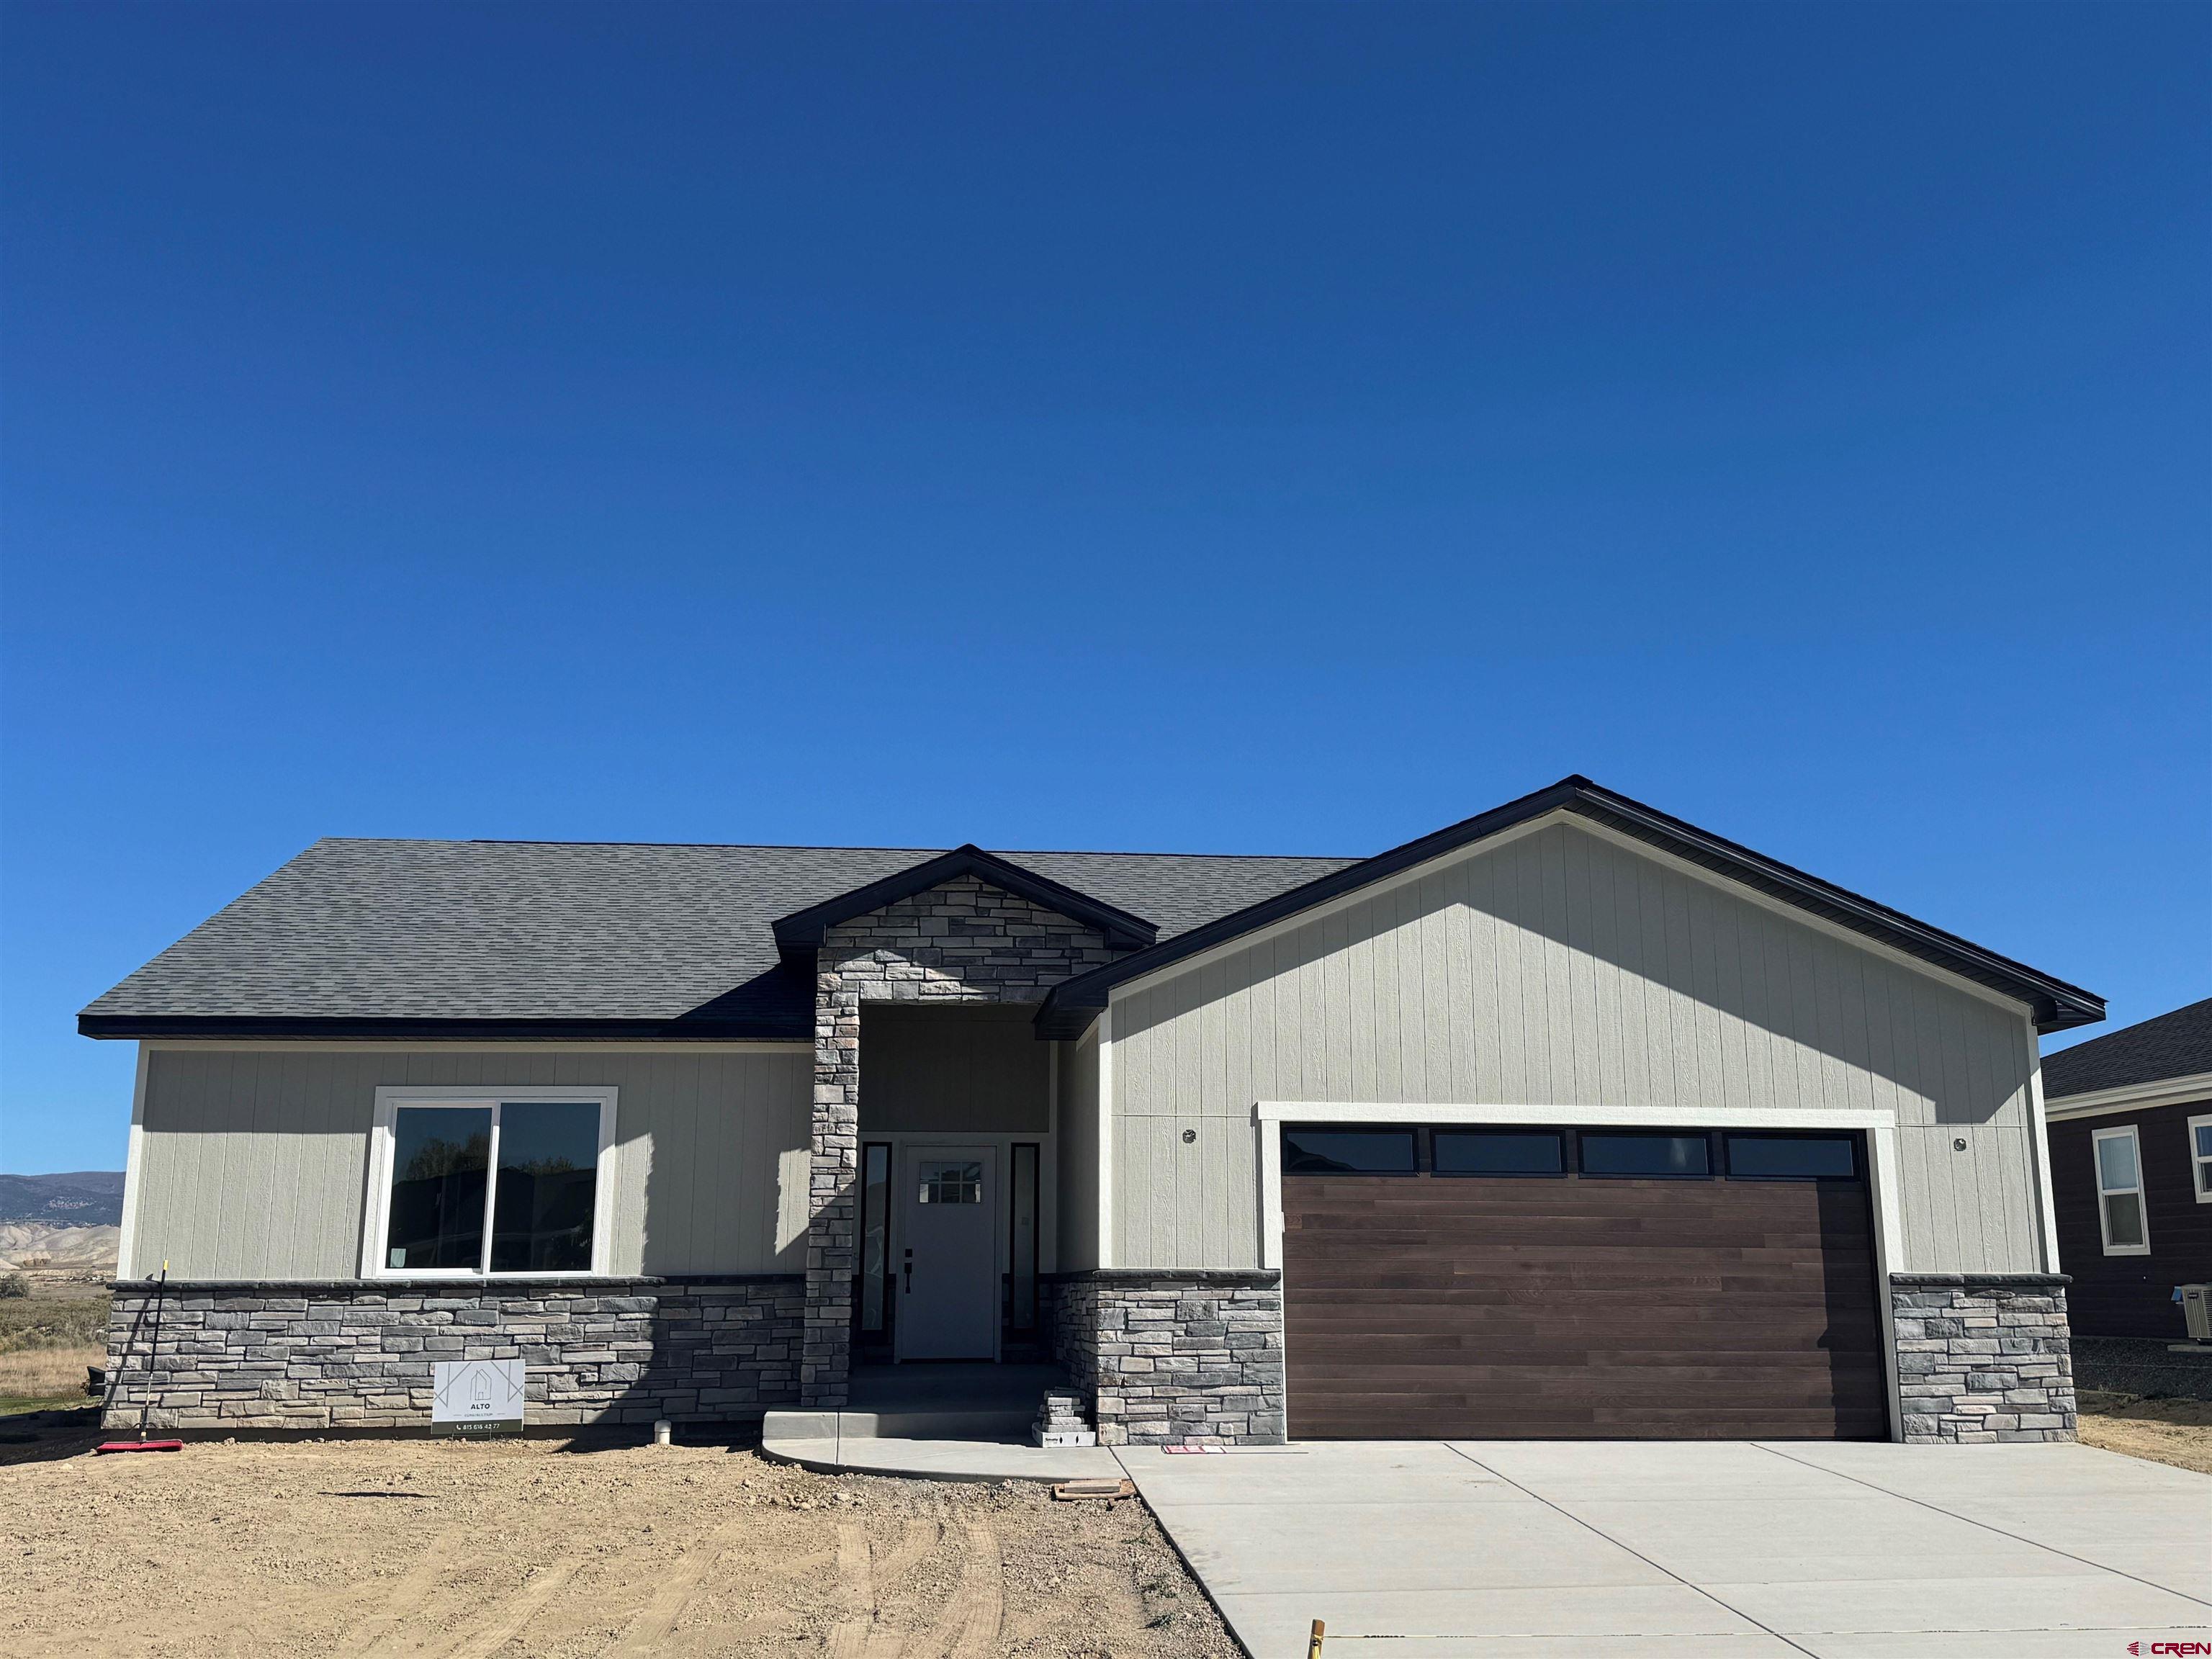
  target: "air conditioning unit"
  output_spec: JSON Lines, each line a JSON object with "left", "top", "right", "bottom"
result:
{"left": 2181, "top": 1284, "right": 2212, "bottom": 1343}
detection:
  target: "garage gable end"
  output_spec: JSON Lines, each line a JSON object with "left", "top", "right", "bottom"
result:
{"left": 1117, "top": 817, "right": 2032, "bottom": 1123}
{"left": 1106, "top": 819, "right": 2046, "bottom": 1274}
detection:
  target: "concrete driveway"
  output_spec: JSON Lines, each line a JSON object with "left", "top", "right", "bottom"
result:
{"left": 1118, "top": 1439, "right": 2212, "bottom": 1658}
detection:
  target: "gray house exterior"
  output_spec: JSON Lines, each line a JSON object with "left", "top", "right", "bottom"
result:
{"left": 84, "top": 778, "right": 2103, "bottom": 1445}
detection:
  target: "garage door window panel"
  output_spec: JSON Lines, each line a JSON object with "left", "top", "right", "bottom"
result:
{"left": 1282, "top": 1128, "right": 1418, "bottom": 1174}
{"left": 1724, "top": 1133, "right": 1860, "bottom": 1181}
{"left": 1579, "top": 1132, "right": 1712, "bottom": 1179}
{"left": 1433, "top": 1130, "right": 1566, "bottom": 1176}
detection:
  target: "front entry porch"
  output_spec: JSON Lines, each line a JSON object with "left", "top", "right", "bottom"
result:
{"left": 761, "top": 1362, "right": 1124, "bottom": 1482}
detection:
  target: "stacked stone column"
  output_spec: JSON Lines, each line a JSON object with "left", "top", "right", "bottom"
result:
{"left": 1890, "top": 1274, "right": 2077, "bottom": 1443}
{"left": 799, "top": 876, "right": 1125, "bottom": 1409}
{"left": 801, "top": 973, "right": 862, "bottom": 1406}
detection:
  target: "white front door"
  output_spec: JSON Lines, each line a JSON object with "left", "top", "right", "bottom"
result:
{"left": 896, "top": 1145, "right": 998, "bottom": 1361}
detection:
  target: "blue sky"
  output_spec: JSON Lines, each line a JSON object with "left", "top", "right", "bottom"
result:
{"left": 3, "top": 3, "right": 2206, "bottom": 1174}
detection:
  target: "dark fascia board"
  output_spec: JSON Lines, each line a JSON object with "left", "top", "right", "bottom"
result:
{"left": 77, "top": 1014, "right": 813, "bottom": 1043}
{"left": 770, "top": 843, "right": 1158, "bottom": 968}
{"left": 1035, "top": 776, "right": 2106, "bottom": 1039}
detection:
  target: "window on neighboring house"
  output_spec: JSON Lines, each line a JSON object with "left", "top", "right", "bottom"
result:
{"left": 2092, "top": 1124, "right": 2151, "bottom": 1256}
{"left": 373, "top": 1092, "right": 613, "bottom": 1276}
{"left": 2190, "top": 1115, "right": 2212, "bottom": 1205}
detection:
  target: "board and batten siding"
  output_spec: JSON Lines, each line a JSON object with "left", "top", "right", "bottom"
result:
{"left": 1110, "top": 819, "right": 2046, "bottom": 1275}
{"left": 1053, "top": 1028, "right": 1101, "bottom": 1272}
{"left": 125, "top": 1046, "right": 811, "bottom": 1280}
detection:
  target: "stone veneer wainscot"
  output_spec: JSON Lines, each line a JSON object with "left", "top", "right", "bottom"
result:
{"left": 1048, "top": 1271, "right": 1287, "bottom": 1446}
{"left": 101, "top": 1277, "right": 803, "bottom": 1431}
{"left": 1890, "top": 1274, "right": 2077, "bottom": 1444}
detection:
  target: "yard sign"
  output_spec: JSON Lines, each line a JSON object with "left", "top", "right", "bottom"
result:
{"left": 431, "top": 1358, "right": 525, "bottom": 1430}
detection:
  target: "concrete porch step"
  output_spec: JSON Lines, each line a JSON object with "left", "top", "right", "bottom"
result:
{"left": 761, "top": 1431, "right": 1125, "bottom": 1483}
{"left": 763, "top": 1405, "right": 1037, "bottom": 1442}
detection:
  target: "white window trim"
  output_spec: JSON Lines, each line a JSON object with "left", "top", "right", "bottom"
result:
{"left": 2090, "top": 1123, "right": 2152, "bottom": 1256}
{"left": 2188, "top": 1113, "right": 2212, "bottom": 1205}
{"left": 361, "top": 1086, "right": 619, "bottom": 1280}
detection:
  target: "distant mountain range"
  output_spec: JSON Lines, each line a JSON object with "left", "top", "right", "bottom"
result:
{"left": 0, "top": 1171, "right": 125, "bottom": 1228}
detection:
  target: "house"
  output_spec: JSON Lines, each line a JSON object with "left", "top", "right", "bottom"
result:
{"left": 82, "top": 776, "right": 2104, "bottom": 1445}
{"left": 2041, "top": 997, "right": 2212, "bottom": 1354}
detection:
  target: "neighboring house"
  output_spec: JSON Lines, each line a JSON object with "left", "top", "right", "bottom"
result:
{"left": 2042, "top": 997, "right": 2212, "bottom": 1342}
{"left": 81, "top": 776, "right": 2104, "bottom": 1445}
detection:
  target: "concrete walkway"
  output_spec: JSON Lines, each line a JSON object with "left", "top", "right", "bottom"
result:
{"left": 1118, "top": 1439, "right": 2212, "bottom": 1658}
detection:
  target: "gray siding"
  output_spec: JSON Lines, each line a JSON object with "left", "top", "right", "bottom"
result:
{"left": 1111, "top": 819, "right": 2044, "bottom": 1274}
{"left": 1055, "top": 1029, "right": 1100, "bottom": 1272}
{"left": 858, "top": 1004, "right": 1049, "bottom": 1133}
{"left": 126, "top": 1046, "right": 811, "bottom": 1280}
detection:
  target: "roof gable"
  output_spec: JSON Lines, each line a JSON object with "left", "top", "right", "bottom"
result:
{"left": 770, "top": 845, "right": 1159, "bottom": 968}
{"left": 1035, "top": 776, "right": 2105, "bottom": 1038}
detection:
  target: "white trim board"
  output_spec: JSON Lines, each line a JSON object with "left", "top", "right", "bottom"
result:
{"left": 1096, "top": 1003, "right": 1116, "bottom": 1270}
{"left": 1252, "top": 1101, "right": 1903, "bottom": 1127}
{"left": 1250, "top": 1100, "right": 1909, "bottom": 1444}
{"left": 115, "top": 1043, "right": 152, "bottom": 1280}
{"left": 359, "top": 1085, "right": 621, "bottom": 1281}
{"left": 2023, "top": 1024, "right": 2064, "bottom": 1274}
{"left": 2043, "top": 1071, "right": 2212, "bottom": 1122}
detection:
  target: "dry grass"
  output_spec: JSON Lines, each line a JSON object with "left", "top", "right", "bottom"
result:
{"left": 0, "top": 1285, "right": 109, "bottom": 1353}
{"left": 2077, "top": 1389, "right": 2212, "bottom": 1476}
{"left": 0, "top": 1346, "right": 101, "bottom": 1406}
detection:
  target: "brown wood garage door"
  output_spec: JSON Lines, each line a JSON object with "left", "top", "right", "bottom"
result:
{"left": 1283, "top": 1130, "right": 1887, "bottom": 1440}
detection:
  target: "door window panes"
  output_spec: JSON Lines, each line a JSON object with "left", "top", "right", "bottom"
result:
{"left": 920, "top": 1161, "right": 983, "bottom": 1205}
{"left": 1009, "top": 1143, "right": 1039, "bottom": 1331}
{"left": 1580, "top": 1132, "right": 1711, "bottom": 1178}
{"left": 1434, "top": 1130, "right": 1565, "bottom": 1175}
{"left": 1281, "top": 1128, "right": 1417, "bottom": 1174}
{"left": 1724, "top": 1134, "right": 1858, "bottom": 1180}
{"left": 859, "top": 1143, "right": 891, "bottom": 1333}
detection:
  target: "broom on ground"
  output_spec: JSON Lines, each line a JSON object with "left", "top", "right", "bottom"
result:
{"left": 96, "top": 1261, "right": 183, "bottom": 1453}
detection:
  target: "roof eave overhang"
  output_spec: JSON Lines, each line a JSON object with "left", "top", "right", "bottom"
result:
{"left": 77, "top": 1015, "right": 813, "bottom": 1043}
{"left": 1034, "top": 776, "right": 2106, "bottom": 1040}
{"left": 770, "top": 844, "right": 1158, "bottom": 971}
{"left": 2042, "top": 1069, "right": 2212, "bottom": 1120}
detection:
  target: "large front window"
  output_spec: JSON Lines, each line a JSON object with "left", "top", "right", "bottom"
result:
{"left": 373, "top": 1092, "right": 612, "bottom": 1276}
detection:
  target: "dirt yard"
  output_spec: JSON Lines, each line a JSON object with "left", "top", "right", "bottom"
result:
{"left": 2077, "top": 1388, "right": 2212, "bottom": 1476}
{"left": 0, "top": 1421, "right": 1239, "bottom": 1659}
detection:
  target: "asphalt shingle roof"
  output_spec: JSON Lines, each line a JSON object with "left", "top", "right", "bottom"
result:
{"left": 78, "top": 838, "right": 1357, "bottom": 1034}
{"left": 2042, "top": 997, "right": 2212, "bottom": 1100}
